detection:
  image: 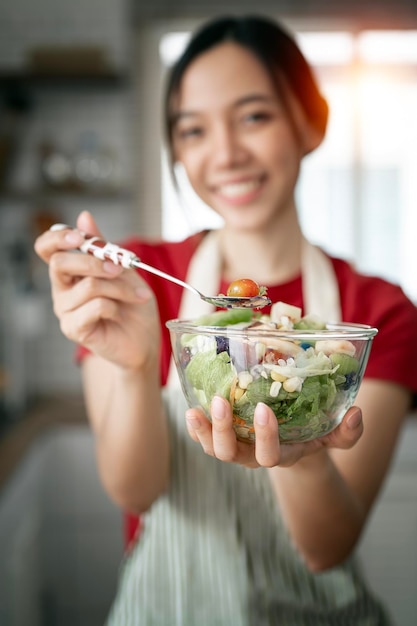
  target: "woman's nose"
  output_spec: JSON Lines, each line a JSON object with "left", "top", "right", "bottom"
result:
{"left": 211, "top": 124, "right": 249, "bottom": 168}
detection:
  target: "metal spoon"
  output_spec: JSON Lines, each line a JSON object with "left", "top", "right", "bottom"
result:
{"left": 50, "top": 224, "right": 271, "bottom": 309}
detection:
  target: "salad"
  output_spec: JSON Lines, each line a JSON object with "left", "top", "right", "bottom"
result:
{"left": 171, "top": 301, "right": 374, "bottom": 443}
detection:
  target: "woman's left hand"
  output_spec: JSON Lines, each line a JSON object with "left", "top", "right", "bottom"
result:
{"left": 185, "top": 396, "right": 363, "bottom": 468}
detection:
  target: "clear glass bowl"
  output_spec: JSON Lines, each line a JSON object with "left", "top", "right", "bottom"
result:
{"left": 166, "top": 319, "right": 378, "bottom": 444}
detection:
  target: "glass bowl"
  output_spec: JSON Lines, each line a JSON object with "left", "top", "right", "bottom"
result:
{"left": 166, "top": 317, "right": 378, "bottom": 444}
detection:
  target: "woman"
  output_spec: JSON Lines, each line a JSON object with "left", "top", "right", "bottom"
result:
{"left": 35, "top": 15, "right": 417, "bottom": 625}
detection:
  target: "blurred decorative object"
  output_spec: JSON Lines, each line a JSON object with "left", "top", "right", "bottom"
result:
{"left": 72, "top": 130, "right": 122, "bottom": 190}
{"left": 94, "top": 146, "right": 120, "bottom": 188}
{"left": 73, "top": 131, "right": 102, "bottom": 186}
{"left": 26, "top": 45, "right": 113, "bottom": 77}
{"left": 37, "top": 132, "right": 123, "bottom": 193}
{"left": 39, "top": 140, "right": 72, "bottom": 188}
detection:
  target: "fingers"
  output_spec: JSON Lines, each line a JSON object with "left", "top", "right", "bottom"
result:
{"left": 210, "top": 396, "right": 242, "bottom": 461}
{"left": 59, "top": 296, "right": 120, "bottom": 344}
{"left": 253, "top": 403, "right": 281, "bottom": 466}
{"left": 34, "top": 224, "right": 84, "bottom": 264}
{"left": 186, "top": 398, "right": 247, "bottom": 462}
{"left": 54, "top": 272, "right": 151, "bottom": 317}
{"left": 76, "top": 210, "right": 102, "bottom": 237}
{"left": 49, "top": 258, "right": 154, "bottom": 345}
{"left": 324, "top": 407, "right": 363, "bottom": 450}
{"left": 186, "top": 398, "right": 281, "bottom": 468}
{"left": 185, "top": 408, "right": 215, "bottom": 455}
{"left": 212, "top": 400, "right": 281, "bottom": 467}
{"left": 34, "top": 210, "right": 102, "bottom": 265}
{"left": 48, "top": 248, "right": 124, "bottom": 291}
{"left": 208, "top": 396, "right": 259, "bottom": 466}
{"left": 185, "top": 402, "right": 363, "bottom": 470}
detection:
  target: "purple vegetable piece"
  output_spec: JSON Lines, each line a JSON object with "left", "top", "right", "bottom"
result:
{"left": 216, "top": 336, "right": 230, "bottom": 355}
{"left": 179, "top": 346, "right": 191, "bottom": 368}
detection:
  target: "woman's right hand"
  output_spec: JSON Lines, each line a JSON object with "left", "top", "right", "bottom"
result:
{"left": 34, "top": 210, "right": 161, "bottom": 371}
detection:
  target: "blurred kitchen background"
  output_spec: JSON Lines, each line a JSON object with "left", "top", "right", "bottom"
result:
{"left": 0, "top": 0, "right": 417, "bottom": 625}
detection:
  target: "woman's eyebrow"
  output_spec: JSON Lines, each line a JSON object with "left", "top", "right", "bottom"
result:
{"left": 234, "top": 93, "right": 274, "bottom": 107}
{"left": 172, "top": 111, "right": 199, "bottom": 125}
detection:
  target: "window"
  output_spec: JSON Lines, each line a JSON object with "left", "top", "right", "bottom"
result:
{"left": 159, "top": 27, "right": 417, "bottom": 302}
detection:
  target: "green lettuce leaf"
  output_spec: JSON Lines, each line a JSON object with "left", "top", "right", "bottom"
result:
{"left": 185, "top": 349, "right": 236, "bottom": 402}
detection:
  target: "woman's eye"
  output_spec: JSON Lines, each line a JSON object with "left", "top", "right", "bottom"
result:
{"left": 178, "top": 126, "right": 203, "bottom": 140}
{"left": 243, "top": 111, "right": 271, "bottom": 124}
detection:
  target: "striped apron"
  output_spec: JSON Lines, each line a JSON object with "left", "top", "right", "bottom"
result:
{"left": 107, "top": 232, "right": 390, "bottom": 626}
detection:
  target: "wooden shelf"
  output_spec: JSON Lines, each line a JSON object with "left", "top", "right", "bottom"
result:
{"left": 0, "top": 185, "right": 133, "bottom": 202}
{"left": 0, "top": 72, "right": 129, "bottom": 89}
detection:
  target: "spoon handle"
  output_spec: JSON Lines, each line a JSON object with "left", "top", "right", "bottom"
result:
{"left": 80, "top": 236, "right": 138, "bottom": 268}
{"left": 50, "top": 223, "right": 201, "bottom": 297}
{"left": 50, "top": 224, "right": 139, "bottom": 268}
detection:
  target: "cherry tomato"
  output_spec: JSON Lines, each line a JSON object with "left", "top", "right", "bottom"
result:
{"left": 226, "top": 278, "right": 260, "bottom": 298}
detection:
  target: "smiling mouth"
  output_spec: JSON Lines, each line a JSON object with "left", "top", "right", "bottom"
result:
{"left": 216, "top": 178, "right": 263, "bottom": 199}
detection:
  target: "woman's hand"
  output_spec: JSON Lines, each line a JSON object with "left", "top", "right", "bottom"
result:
{"left": 34, "top": 210, "right": 161, "bottom": 371}
{"left": 185, "top": 396, "right": 363, "bottom": 468}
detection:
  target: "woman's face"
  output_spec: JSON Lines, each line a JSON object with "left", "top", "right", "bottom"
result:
{"left": 171, "top": 42, "right": 305, "bottom": 233}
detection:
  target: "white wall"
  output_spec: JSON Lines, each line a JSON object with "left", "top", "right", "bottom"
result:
{"left": 358, "top": 417, "right": 417, "bottom": 626}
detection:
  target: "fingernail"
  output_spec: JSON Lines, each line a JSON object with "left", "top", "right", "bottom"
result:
{"left": 212, "top": 396, "right": 226, "bottom": 420}
{"left": 103, "top": 261, "right": 123, "bottom": 274}
{"left": 186, "top": 415, "right": 201, "bottom": 430}
{"left": 255, "top": 402, "right": 269, "bottom": 426}
{"left": 135, "top": 286, "right": 152, "bottom": 300}
{"left": 64, "top": 232, "right": 82, "bottom": 245}
{"left": 347, "top": 408, "right": 362, "bottom": 430}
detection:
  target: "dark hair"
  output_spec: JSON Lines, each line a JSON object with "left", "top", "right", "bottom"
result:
{"left": 164, "top": 14, "right": 328, "bottom": 158}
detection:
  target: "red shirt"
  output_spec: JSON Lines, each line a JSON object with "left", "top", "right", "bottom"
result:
{"left": 76, "top": 231, "right": 417, "bottom": 546}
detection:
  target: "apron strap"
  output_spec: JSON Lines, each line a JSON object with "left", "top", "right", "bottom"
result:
{"left": 301, "top": 239, "right": 342, "bottom": 322}
{"left": 166, "top": 231, "right": 218, "bottom": 389}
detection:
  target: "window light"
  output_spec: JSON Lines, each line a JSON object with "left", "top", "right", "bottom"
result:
{"left": 358, "top": 30, "right": 417, "bottom": 64}
{"left": 159, "top": 32, "right": 190, "bottom": 66}
{"left": 296, "top": 32, "right": 354, "bottom": 65}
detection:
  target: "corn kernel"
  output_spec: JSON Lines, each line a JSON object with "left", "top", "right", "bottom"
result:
{"left": 270, "top": 370, "right": 287, "bottom": 382}
{"left": 234, "top": 387, "right": 245, "bottom": 401}
{"left": 283, "top": 377, "right": 303, "bottom": 393}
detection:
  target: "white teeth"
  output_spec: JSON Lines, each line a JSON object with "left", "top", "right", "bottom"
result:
{"left": 218, "top": 179, "right": 260, "bottom": 198}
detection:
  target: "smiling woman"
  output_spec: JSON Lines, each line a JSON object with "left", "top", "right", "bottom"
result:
{"left": 33, "top": 14, "right": 417, "bottom": 626}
